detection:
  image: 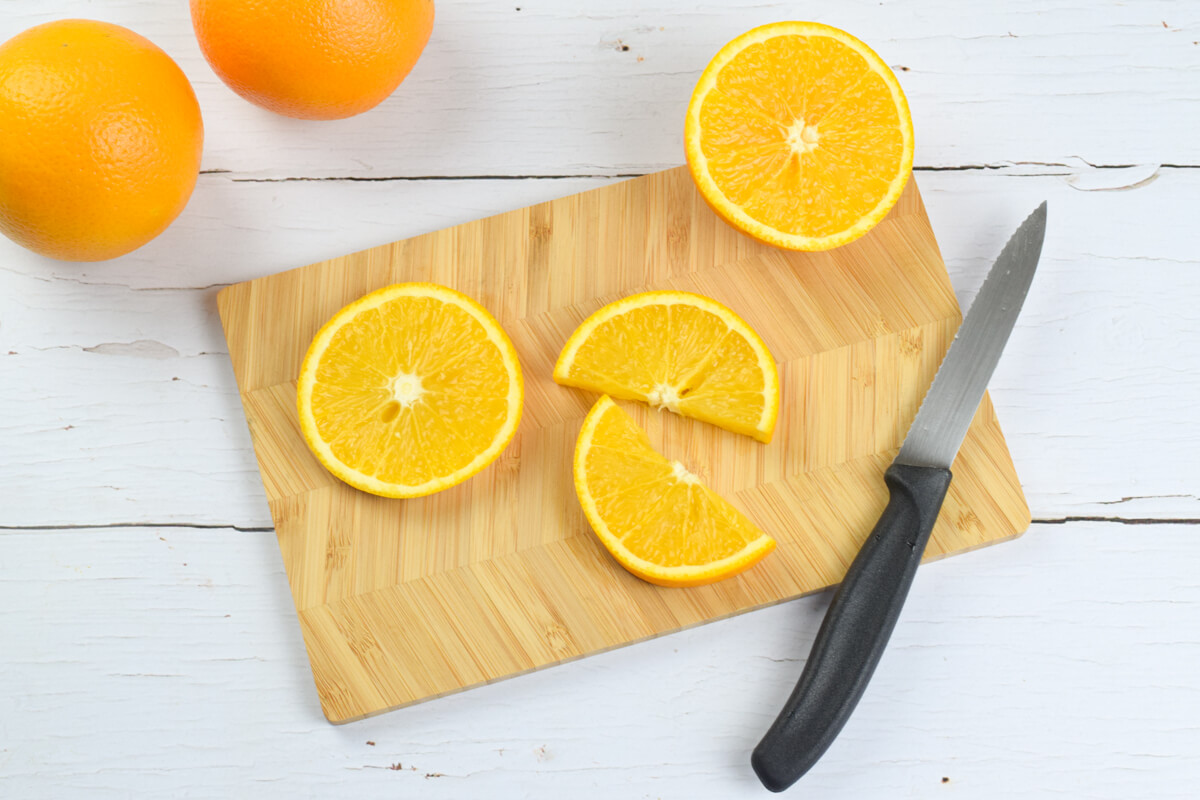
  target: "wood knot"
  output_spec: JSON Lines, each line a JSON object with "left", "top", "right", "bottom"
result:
{"left": 955, "top": 510, "right": 982, "bottom": 534}
{"left": 899, "top": 329, "right": 924, "bottom": 356}
{"left": 666, "top": 226, "right": 688, "bottom": 247}
{"left": 315, "top": 676, "right": 353, "bottom": 711}
{"left": 347, "top": 629, "right": 381, "bottom": 659}
{"left": 325, "top": 532, "right": 353, "bottom": 568}
{"left": 851, "top": 365, "right": 874, "bottom": 387}
{"left": 496, "top": 448, "right": 521, "bottom": 472}
{"left": 545, "top": 623, "right": 573, "bottom": 654}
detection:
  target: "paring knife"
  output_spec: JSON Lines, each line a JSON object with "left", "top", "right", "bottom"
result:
{"left": 751, "top": 202, "right": 1048, "bottom": 792}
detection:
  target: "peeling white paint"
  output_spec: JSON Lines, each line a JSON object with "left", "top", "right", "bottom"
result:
{"left": 82, "top": 340, "right": 182, "bottom": 359}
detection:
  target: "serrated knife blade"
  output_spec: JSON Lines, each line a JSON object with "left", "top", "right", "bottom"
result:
{"left": 897, "top": 201, "right": 1047, "bottom": 468}
{"left": 752, "top": 203, "right": 1047, "bottom": 792}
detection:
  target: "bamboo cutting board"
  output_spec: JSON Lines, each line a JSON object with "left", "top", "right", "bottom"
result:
{"left": 217, "top": 167, "right": 1030, "bottom": 723}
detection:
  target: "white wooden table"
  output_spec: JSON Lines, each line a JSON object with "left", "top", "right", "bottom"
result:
{"left": 3, "top": 2, "right": 1198, "bottom": 797}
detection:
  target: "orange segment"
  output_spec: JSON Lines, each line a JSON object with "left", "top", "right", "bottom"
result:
{"left": 685, "top": 21, "right": 914, "bottom": 250}
{"left": 554, "top": 291, "right": 779, "bottom": 443}
{"left": 574, "top": 396, "right": 775, "bottom": 587}
{"left": 297, "top": 283, "right": 523, "bottom": 498}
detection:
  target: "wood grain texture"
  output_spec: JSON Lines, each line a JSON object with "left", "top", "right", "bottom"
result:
{"left": 217, "top": 168, "right": 1029, "bottom": 720}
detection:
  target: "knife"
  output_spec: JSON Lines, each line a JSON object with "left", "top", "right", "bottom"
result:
{"left": 751, "top": 202, "right": 1048, "bottom": 792}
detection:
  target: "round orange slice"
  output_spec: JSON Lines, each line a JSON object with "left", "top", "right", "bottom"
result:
{"left": 574, "top": 395, "right": 775, "bottom": 587}
{"left": 684, "top": 21, "right": 914, "bottom": 251}
{"left": 554, "top": 291, "right": 779, "bottom": 443}
{"left": 297, "top": 283, "right": 523, "bottom": 498}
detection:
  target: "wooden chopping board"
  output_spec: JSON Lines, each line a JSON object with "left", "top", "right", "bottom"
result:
{"left": 217, "top": 167, "right": 1030, "bottom": 723}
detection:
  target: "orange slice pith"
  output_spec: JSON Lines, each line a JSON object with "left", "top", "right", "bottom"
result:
{"left": 297, "top": 283, "right": 523, "bottom": 499}
{"left": 685, "top": 21, "right": 914, "bottom": 251}
{"left": 574, "top": 395, "right": 776, "bottom": 587}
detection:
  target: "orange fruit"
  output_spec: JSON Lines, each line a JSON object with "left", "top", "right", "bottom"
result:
{"left": 555, "top": 291, "right": 780, "bottom": 443}
{"left": 684, "top": 21, "right": 914, "bottom": 251}
{"left": 0, "top": 20, "right": 203, "bottom": 262}
{"left": 297, "top": 283, "right": 523, "bottom": 498}
{"left": 191, "top": 0, "right": 435, "bottom": 120}
{"left": 574, "top": 396, "right": 775, "bottom": 587}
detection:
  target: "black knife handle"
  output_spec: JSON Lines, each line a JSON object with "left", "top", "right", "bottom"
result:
{"left": 751, "top": 463, "right": 952, "bottom": 792}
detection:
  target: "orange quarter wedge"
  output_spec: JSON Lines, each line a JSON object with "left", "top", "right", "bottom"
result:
{"left": 554, "top": 291, "right": 779, "bottom": 443}
{"left": 574, "top": 396, "right": 776, "bottom": 587}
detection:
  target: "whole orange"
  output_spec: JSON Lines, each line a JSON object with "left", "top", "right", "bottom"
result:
{"left": 191, "top": 0, "right": 435, "bottom": 120}
{"left": 0, "top": 20, "right": 204, "bottom": 262}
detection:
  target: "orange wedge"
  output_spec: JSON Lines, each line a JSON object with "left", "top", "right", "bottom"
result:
{"left": 297, "top": 283, "right": 523, "bottom": 498}
{"left": 574, "top": 396, "right": 775, "bottom": 587}
{"left": 554, "top": 291, "right": 779, "bottom": 443}
{"left": 684, "top": 21, "right": 914, "bottom": 251}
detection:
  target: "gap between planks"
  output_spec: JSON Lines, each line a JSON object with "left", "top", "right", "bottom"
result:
{"left": 2, "top": 517, "right": 1197, "bottom": 534}
{"left": 213, "top": 163, "right": 1200, "bottom": 183}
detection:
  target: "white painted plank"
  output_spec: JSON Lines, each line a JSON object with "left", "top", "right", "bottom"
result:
{"left": 0, "top": 176, "right": 614, "bottom": 291}
{"left": 919, "top": 169, "right": 1200, "bottom": 522}
{"left": 0, "top": 1, "right": 1196, "bottom": 181}
{"left": 1, "top": 522, "right": 1198, "bottom": 797}
{"left": 2, "top": 169, "right": 1197, "bottom": 526}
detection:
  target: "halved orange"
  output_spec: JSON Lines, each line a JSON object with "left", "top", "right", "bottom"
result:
{"left": 684, "top": 21, "right": 914, "bottom": 251}
{"left": 554, "top": 291, "right": 779, "bottom": 443}
{"left": 574, "top": 395, "right": 775, "bottom": 587}
{"left": 297, "top": 283, "right": 523, "bottom": 498}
